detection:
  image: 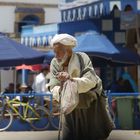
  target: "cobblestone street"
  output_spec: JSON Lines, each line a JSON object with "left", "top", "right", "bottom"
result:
{"left": 0, "top": 130, "right": 140, "bottom": 140}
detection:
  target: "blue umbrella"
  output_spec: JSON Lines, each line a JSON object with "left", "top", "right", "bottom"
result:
{"left": 0, "top": 33, "right": 46, "bottom": 67}
{"left": 44, "top": 31, "right": 140, "bottom": 67}
{"left": 74, "top": 31, "right": 140, "bottom": 66}
{"left": 112, "top": 46, "right": 140, "bottom": 65}
{"left": 44, "top": 32, "right": 120, "bottom": 64}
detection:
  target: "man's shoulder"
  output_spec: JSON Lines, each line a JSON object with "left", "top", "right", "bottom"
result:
{"left": 76, "top": 52, "right": 88, "bottom": 57}
{"left": 51, "top": 57, "right": 58, "bottom": 65}
{"left": 76, "top": 52, "right": 90, "bottom": 61}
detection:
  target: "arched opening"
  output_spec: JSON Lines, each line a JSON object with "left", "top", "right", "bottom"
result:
{"left": 110, "top": 4, "right": 120, "bottom": 16}
{"left": 112, "top": 5, "right": 119, "bottom": 11}
{"left": 18, "top": 15, "right": 40, "bottom": 33}
{"left": 124, "top": 4, "right": 133, "bottom": 12}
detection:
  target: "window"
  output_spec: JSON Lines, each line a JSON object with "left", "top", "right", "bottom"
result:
{"left": 102, "top": 20, "right": 113, "bottom": 31}
{"left": 124, "top": 4, "right": 133, "bottom": 12}
{"left": 15, "top": 7, "right": 44, "bottom": 34}
{"left": 110, "top": 1, "right": 121, "bottom": 11}
{"left": 18, "top": 15, "right": 40, "bottom": 33}
{"left": 63, "top": 0, "right": 76, "bottom": 3}
{"left": 115, "top": 32, "right": 126, "bottom": 44}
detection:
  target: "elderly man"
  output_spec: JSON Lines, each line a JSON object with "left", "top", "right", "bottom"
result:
{"left": 49, "top": 34, "right": 115, "bottom": 140}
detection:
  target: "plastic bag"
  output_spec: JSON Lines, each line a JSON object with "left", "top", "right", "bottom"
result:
{"left": 61, "top": 79, "right": 79, "bottom": 115}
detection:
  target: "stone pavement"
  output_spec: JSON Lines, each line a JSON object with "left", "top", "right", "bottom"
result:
{"left": 0, "top": 130, "right": 140, "bottom": 140}
{"left": 108, "top": 130, "right": 140, "bottom": 140}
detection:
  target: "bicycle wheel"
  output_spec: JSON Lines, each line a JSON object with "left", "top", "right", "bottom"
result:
{"left": 50, "top": 112, "right": 60, "bottom": 130}
{"left": 29, "top": 106, "right": 50, "bottom": 131}
{"left": 0, "top": 109, "right": 13, "bottom": 131}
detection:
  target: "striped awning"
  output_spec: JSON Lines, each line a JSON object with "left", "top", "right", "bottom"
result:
{"left": 21, "top": 19, "right": 99, "bottom": 47}
{"left": 21, "top": 24, "right": 58, "bottom": 47}
{"left": 60, "top": 0, "right": 140, "bottom": 22}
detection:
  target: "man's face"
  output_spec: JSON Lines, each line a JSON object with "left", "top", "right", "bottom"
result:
{"left": 53, "top": 43, "right": 68, "bottom": 64}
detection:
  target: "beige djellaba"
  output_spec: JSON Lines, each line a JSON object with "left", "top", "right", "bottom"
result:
{"left": 49, "top": 52, "right": 115, "bottom": 140}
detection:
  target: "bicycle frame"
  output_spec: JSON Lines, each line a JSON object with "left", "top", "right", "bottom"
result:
{"left": 5, "top": 99, "right": 39, "bottom": 121}
{"left": 0, "top": 92, "right": 59, "bottom": 130}
{"left": 0, "top": 93, "right": 55, "bottom": 131}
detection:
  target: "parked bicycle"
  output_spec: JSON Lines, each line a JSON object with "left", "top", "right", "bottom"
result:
{"left": 0, "top": 94, "right": 51, "bottom": 131}
{"left": 44, "top": 99, "right": 60, "bottom": 130}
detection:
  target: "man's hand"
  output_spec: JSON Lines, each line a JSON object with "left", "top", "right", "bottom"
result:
{"left": 56, "top": 72, "right": 70, "bottom": 82}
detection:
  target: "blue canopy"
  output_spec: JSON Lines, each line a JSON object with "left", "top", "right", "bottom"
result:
{"left": 74, "top": 31, "right": 140, "bottom": 66}
{"left": 0, "top": 34, "right": 46, "bottom": 67}
{"left": 44, "top": 31, "right": 140, "bottom": 67}
{"left": 74, "top": 31, "right": 119, "bottom": 54}
{"left": 111, "top": 46, "right": 140, "bottom": 66}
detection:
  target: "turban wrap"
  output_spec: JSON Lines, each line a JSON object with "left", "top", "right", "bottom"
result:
{"left": 50, "top": 33, "right": 77, "bottom": 48}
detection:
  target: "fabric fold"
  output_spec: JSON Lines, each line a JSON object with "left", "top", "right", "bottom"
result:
{"left": 61, "top": 79, "right": 79, "bottom": 115}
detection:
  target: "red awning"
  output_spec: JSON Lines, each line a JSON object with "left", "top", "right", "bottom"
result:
{"left": 16, "top": 64, "right": 42, "bottom": 71}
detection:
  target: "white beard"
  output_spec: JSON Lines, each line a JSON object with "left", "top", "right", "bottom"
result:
{"left": 56, "top": 53, "right": 68, "bottom": 66}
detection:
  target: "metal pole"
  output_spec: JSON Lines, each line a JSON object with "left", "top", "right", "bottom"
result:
{"left": 22, "top": 69, "right": 27, "bottom": 85}
{"left": 0, "top": 70, "right": 1, "bottom": 93}
{"left": 135, "top": 14, "right": 140, "bottom": 92}
{"left": 13, "top": 68, "right": 17, "bottom": 94}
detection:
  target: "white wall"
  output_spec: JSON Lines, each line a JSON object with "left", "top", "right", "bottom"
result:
{"left": 0, "top": 70, "right": 14, "bottom": 92}
{"left": 0, "top": 6, "right": 15, "bottom": 33}
{"left": 0, "top": 1, "right": 60, "bottom": 32}
{"left": 44, "top": 7, "right": 61, "bottom": 23}
{"left": 138, "top": 1, "right": 140, "bottom": 10}
{"left": 0, "top": 0, "right": 59, "bottom": 5}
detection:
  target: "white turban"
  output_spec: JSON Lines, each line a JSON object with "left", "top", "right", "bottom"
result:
{"left": 50, "top": 33, "right": 77, "bottom": 48}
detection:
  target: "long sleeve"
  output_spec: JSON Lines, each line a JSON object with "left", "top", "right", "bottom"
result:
{"left": 49, "top": 59, "right": 62, "bottom": 101}
{"left": 71, "top": 52, "right": 102, "bottom": 95}
{"left": 49, "top": 52, "right": 103, "bottom": 100}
